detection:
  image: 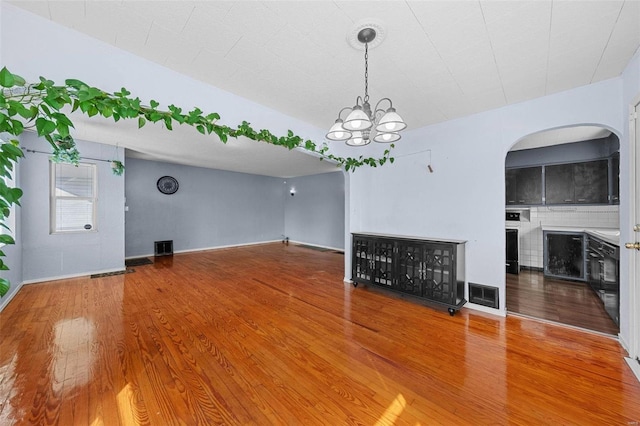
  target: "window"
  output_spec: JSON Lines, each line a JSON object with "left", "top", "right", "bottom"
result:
{"left": 51, "top": 162, "right": 97, "bottom": 233}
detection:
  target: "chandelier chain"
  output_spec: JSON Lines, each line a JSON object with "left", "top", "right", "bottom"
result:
{"left": 364, "top": 42, "right": 369, "bottom": 103}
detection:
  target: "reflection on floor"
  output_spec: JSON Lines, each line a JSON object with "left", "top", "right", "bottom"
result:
{"left": 506, "top": 270, "right": 619, "bottom": 335}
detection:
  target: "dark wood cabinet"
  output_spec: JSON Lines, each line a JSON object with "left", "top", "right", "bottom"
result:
{"left": 545, "top": 163, "right": 574, "bottom": 204}
{"left": 352, "top": 233, "right": 466, "bottom": 315}
{"left": 611, "top": 154, "right": 620, "bottom": 204}
{"left": 545, "top": 160, "right": 608, "bottom": 204}
{"left": 505, "top": 169, "right": 518, "bottom": 205}
{"left": 574, "top": 160, "right": 608, "bottom": 203}
{"left": 505, "top": 166, "right": 542, "bottom": 205}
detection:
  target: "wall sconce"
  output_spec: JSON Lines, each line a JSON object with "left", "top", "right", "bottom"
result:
{"left": 290, "top": 188, "right": 296, "bottom": 196}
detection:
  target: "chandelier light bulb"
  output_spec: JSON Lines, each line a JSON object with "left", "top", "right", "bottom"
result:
{"left": 326, "top": 119, "right": 352, "bottom": 141}
{"left": 373, "top": 131, "right": 400, "bottom": 143}
{"left": 375, "top": 107, "right": 407, "bottom": 133}
{"left": 343, "top": 106, "right": 372, "bottom": 131}
{"left": 346, "top": 131, "right": 371, "bottom": 146}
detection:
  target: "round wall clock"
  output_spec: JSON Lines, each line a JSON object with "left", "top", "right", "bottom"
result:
{"left": 157, "top": 176, "right": 179, "bottom": 194}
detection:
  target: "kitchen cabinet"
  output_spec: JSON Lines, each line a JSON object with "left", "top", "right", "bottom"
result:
{"left": 352, "top": 233, "right": 466, "bottom": 316}
{"left": 611, "top": 153, "right": 620, "bottom": 204}
{"left": 544, "top": 231, "right": 586, "bottom": 281}
{"left": 545, "top": 163, "right": 574, "bottom": 204}
{"left": 545, "top": 160, "right": 608, "bottom": 204}
{"left": 505, "top": 166, "right": 542, "bottom": 205}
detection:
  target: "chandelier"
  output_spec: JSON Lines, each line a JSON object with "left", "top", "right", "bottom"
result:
{"left": 326, "top": 27, "right": 406, "bottom": 146}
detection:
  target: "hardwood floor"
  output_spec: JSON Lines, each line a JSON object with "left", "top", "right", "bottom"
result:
{"left": 1, "top": 243, "right": 639, "bottom": 425}
{"left": 506, "top": 269, "right": 619, "bottom": 335}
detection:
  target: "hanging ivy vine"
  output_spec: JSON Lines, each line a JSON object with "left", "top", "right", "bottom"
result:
{"left": 0, "top": 67, "right": 395, "bottom": 296}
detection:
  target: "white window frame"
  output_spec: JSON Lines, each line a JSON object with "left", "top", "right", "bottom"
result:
{"left": 50, "top": 162, "right": 97, "bottom": 234}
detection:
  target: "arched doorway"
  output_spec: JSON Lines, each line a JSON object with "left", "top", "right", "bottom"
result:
{"left": 504, "top": 125, "right": 621, "bottom": 334}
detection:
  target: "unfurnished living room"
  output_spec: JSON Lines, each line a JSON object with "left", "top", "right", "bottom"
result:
{"left": 1, "top": 1, "right": 640, "bottom": 424}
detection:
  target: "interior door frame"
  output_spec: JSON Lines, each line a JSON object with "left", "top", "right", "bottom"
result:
{"left": 627, "top": 95, "right": 640, "bottom": 362}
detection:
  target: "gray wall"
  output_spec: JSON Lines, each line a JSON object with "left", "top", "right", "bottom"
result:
{"left": 21, "top": 133, "right": 125, "bottom": 282}
{"left": 284, "top": 171, "right": 345, "bottom": 250}
{"left": 125, "top": 158, "right": 285, "bottom": 257}
{"left": 506, "top": 135, "right": 619, "bottom": 168}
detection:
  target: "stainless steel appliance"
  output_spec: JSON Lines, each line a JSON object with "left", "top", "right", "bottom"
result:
{"left": 506, "top": 229, "right": 519, "bottom": 274}
{"left": 587, "top": 236, "right": 619, "bottom": 325}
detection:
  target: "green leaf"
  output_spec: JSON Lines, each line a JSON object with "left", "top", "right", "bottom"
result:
{"left": 150, "top": 100, "right": 159, "bottom": 109}
{"left": 163, "top": 116, "right": 173, "bottom": 130}
{"left": 35, "top": 117, "right": 56, "bottom": 136}
{"left": 56, "top": 122, "right": 70, "bottom": 138}
{"left": 51, "top": 113, "right": 74, "bottom": 128}
{"left": 1, "top": 143, "right": 24, "bottom": 160}
{"left": 0, "top": 234, "right": 15, "bottom": 245}
{"left": 0, "top": 67, "right": 15, "bottom": 88}
{"left": 0, "top": 278, "right": 9, "bottom": 297}
{"left": 12, "top": 74, "right": 26, "bottom": 86}
{"left": 138, "top": 117, "right": 146, "bottom": 128}
{"left": 10, "top": 119, "right": 24, "bottom": 135}
{"left": 65, "top": 78, "right": 88, "bottom": 89}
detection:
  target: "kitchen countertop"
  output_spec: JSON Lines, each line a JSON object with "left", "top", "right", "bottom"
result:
{"left": 541, "top": 226, "right": 620, "bottom": 246}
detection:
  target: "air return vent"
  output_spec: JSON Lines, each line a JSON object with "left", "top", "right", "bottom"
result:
{"left": 154, "top": 240, "right": 173, "bottom": 256}
{"left": 468, "top": 283, "right": 499, "bottom": 309}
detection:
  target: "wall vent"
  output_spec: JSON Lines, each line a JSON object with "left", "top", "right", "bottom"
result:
{"left": 154, "top": 240, "right": 174, "bottom": 256}
{"left": 469, "top": 283, "right": 499, "bottom": 309}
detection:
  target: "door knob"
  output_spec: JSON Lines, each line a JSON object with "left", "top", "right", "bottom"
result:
{"left": 625, "top": 242, "right": 640, "bottom": 250}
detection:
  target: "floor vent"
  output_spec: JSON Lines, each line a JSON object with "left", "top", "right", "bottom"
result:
{"left": 469, "top": 283, "right": 499, "bottom": 308}
{"left": 155, "top": 240, "right": 174, "bottom": 256}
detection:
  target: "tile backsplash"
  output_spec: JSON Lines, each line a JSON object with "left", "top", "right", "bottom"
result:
{"left": 506, "top": 205, "right": 619, "bottom": 269}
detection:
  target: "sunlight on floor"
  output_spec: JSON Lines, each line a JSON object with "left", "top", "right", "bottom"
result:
{"left": 117, "top": 383, "right": 138, "bottom": 425}
{"left": 375, "top": 393, "right": 407, "bottom": 426}
{"left": 53, "top": 317, "right": 95, "bottom": 389}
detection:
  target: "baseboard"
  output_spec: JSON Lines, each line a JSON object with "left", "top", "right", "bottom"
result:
{"left": 0, "top": 281, "right": 24, "bottom": 312}
{"left": 625, "top": 357, "right": 640, "bottom": 383}
{"left": 176, "top": 240, "right": 283, "bottom": 254}
{"left": 125, "top": 239, "right": 284, "bottom": 260}
{"left": 21, "top": 267, "right": 126, "bottom": 285}
{"left": 288, "top": 240, "right": 344, "bottom": 252}
{"left": 619, "top": 333, "right": 631, "bottom": 354}
{"left": 520, "top": 265, "right": 543, "bottom": 272}
{"left": 465, "top": 302, "right": 506, "bottom": 317}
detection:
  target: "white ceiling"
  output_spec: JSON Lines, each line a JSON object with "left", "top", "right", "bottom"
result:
{"left": 9, "top": 0, "right": 640, "bottom": 176}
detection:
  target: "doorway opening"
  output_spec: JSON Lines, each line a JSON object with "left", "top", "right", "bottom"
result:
{"left": 504, "top": 126, "right": 620, "bottom": 335}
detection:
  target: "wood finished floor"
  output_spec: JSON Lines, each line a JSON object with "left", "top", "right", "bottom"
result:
{"left": 1, "top": 243, "right": 639, "bottom": 425}
{"left": 506, "top": 270, "right": 619, "bottom": 335}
